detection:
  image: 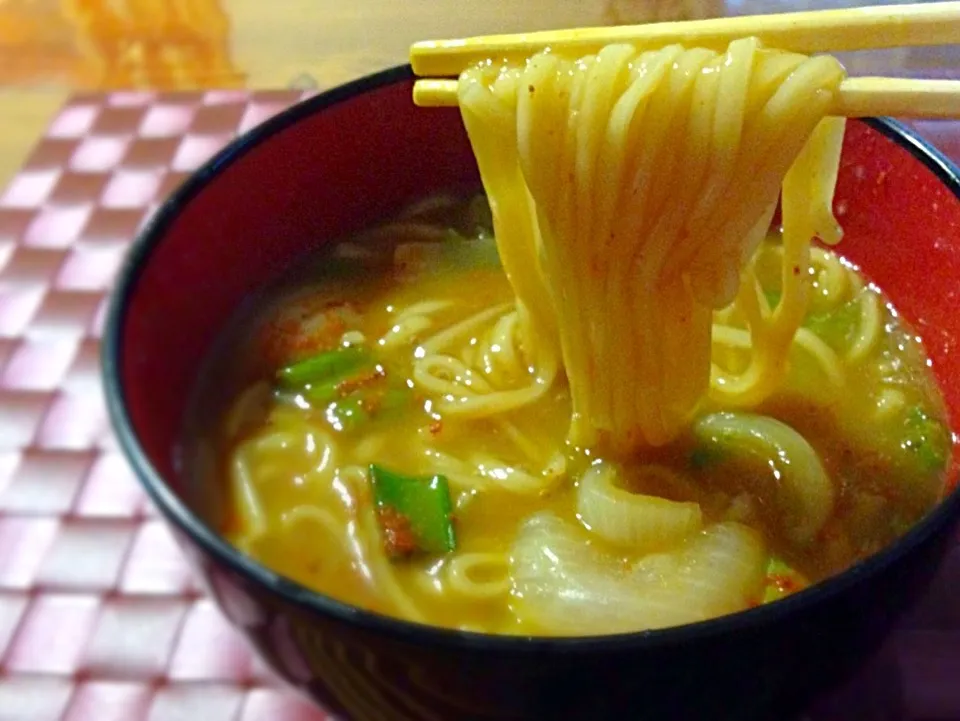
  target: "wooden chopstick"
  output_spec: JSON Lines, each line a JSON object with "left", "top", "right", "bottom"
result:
{"left": 832, "top": 77, "right": 960, "bottom": 119}
{"left": 410, "top": 2, "right": 960, "bottom": 78}
{"left": 412, "top": 76, "right": 960, "bottom": 119}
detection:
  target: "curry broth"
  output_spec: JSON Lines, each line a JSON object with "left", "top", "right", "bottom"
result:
{"left": 185, "top": 196, "right": 950, "bottom": 634}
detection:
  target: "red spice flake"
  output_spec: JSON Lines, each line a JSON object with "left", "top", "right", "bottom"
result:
{"left": 258, "top": 301, "right": 362, "bottom": 366}
{"left": 336, "top": 368, "right": 386, "bottom": 397}
{"left": 793, "top": 265, "right": 801, "bottom": 275}
{"left": 768, "top": 574, "right": 800, "bottom": 595}
{"left": 429, "top": 420, "right": 443, "bottom": 435}
{"left": 362, "top": 394, "right": 383, "bottom": 416}
{"left": 377, "top": 506, "right": 420, "bottom": 558}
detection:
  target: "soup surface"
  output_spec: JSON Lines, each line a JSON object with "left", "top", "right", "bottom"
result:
{"left": 187, "top": 192, "right": 952, "bottom": 635}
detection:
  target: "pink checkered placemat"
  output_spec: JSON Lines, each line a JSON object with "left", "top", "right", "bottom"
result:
{"left": 0, "top": 92, "right": 956, "bottom": 721}
{"left": 0, "top": 90, "right": 330, "bottom": 721}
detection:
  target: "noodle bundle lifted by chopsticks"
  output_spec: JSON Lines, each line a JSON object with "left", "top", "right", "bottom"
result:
{"left": 457, "top": 38, "right": 847, "bottom": 454}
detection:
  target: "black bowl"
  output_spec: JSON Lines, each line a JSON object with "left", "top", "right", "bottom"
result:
{"left": 102, "top": 65, "right": 960, "bottom": 721}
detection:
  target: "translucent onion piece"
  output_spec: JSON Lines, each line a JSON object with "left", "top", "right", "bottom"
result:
{"left": 692, "top": 412, "right": 835, "bottom": 544}
{"left": 576, "top": 462, "right": 702, "bottom": 552}
{"left": 510, "top": 514, "right": 767, "bottom": 635}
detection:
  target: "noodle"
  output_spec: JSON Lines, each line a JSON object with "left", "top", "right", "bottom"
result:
{"left": 355, "top": 502, "right": 426, "bottom": 621}
{"left": 231, "top": 451, "right": 266, "bottom": 536}
{"left": 445, "top": 552, "right": 512, "bottom": 600}
{"left": 380, "top": 314, "right": 434, "bottom": 348}
{"left": 793, "top": 328, "right": 847, "bottom": 390}
{"left": 425, "top": 449, "right": 563, "bottom": 496}
{"left": 378, "top": 300, "right": 455, "bottom": 348}
{"left": 477, "top": 311, "right": 525, "bottom": 384}
{"left": 496, "top": 420, "right": 558, "bottom": 467}
{"left": 458, "top": 39, "right": 847, "bottom": 453}
{"left": 249, "top": 431, "right": 312, "bottom": 455}
{"left": 847, "top": 288, "right": 883, "bottom": 364}
{"left": 810, "top": 246, "right": 852, "bottom": 313}
{"left": 208, "top": 37, "right": 951, "bottom": 637}
{"left": 413, "top": 351, "right": 558, "bottom": 418}
{"left": 712, "top": 324, "right": 846, "bottom": 402}
{"left": 419, "top": 302, "right": 513, "bottom": 354}
{"left": 282, "top": 505, "right": 342, "bottom": 536}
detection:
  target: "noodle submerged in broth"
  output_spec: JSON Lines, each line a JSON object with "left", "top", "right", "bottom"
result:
{"left": 186, "top": 40, "right": 953, "bottom": 635}
{"left": 192, "top": 196, "right": 949, "bottom": 634}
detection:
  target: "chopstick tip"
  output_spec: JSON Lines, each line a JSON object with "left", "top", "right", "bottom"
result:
{"left": 412, "top": 79, "right": 461, "bottom": 107}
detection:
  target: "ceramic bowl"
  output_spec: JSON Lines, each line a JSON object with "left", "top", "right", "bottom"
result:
{"left": 102, "top": 66, "right": 960, "bottom": 721}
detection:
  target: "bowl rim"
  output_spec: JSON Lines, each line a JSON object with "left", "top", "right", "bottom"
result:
{"left": 102, "top": 63, "right": 960, "bottom": 653}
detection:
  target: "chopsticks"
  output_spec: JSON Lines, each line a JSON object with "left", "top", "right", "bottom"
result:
{"left": 410, "top": 1, "right": 960, "bottom": 119}
{"left": 414, "top": 77, "right": 960, "bottom": 119}
{"left": 411, "top": 2, "right": 960, "bottom": 75}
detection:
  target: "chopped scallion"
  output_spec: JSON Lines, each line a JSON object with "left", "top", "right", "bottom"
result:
{"left": 277, "top": 346, "right": 370, "bottom": 387}
{"left": 370, "top": 464, "right": 456, "bottom": 558}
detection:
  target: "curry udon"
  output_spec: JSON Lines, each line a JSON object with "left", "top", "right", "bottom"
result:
{"left": 186, "top": 191, "right": 949, "bottom": 634}
{"left": 185, "top": 40, "right": 952, "bottom": 635}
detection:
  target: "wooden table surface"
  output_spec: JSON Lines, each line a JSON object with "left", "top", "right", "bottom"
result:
{"left": 0, "top": 0, "right": 676, "bottom": 188}
{"left": 0, "top": 0, "right": 957, "bottom": 190}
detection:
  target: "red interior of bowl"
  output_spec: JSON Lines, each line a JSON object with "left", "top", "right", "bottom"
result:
{"left": 116, "top": 75, "right": 960, "bottom": 501}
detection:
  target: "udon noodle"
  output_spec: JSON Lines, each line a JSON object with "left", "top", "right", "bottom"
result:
{"left": 191, "top": 39, "right": 952, "bottom": 636}
{"left": 457, "top": 39, "right": 846, "bottom": 453}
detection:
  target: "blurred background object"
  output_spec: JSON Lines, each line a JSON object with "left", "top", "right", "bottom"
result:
{"left": 0, "top": 0, "right": 243, "bottom": 89}
{"left": 605, "top": 0, "right": 726, "bottom": 22}
{"left": 61, "top": 0, "right": 244, "bottom": 90}
{"left": 1, "top": 0, "right": 956, "bottom": 179}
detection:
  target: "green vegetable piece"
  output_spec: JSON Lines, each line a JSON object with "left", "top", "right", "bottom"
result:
{"left": 277, "top": 346, "right": 370, "bottom": 387}
{"left": 377, "top": 387, "right": 413, "bottom": 413}
{"left": 901, "top": 405, "right": 950, "bottom": 473}
{"left": 327, "top": 396, "right": 370, "bottom": 432}
{"left": 369, "top": 464, "right": 456, "bottom": 557}
{"left": 762, "top": 558, "right": 808, "bottom": 603}
{"left": 318, "top": 382, "right": 414, "bottom": 433}
{"left": 804, "top": 296, "right": 861, "bottom": 349}
{"left": 304, "top": 379, "right": 341, "bottom": 405}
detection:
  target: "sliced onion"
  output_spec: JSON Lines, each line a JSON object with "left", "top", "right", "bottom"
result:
{"left": 576, "top": 462, "right": 702, "bottom": 552}
{"left": 692, "top": 412, "right": 834, "bottom": 545}
{"left": 510, "top": 514, "right": 767, "bottom": 635}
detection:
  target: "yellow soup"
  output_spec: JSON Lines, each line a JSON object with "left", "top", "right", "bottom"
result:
{"left": 186, "top": 193, "right": 950, "bottom": 636}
